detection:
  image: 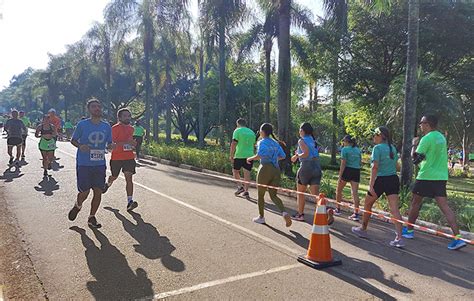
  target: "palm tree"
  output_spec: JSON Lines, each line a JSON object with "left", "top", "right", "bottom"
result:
{"left": 237, "top": 1, "right": 311, "bottom": 123}
{"left": 198, "top": 0, "right": 247, "bottom": 148}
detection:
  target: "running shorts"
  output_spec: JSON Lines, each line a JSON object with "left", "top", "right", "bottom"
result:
{"left": 233, "top": 158, "right": 253, "bottom": 171}
{"left": 368, "top": 174, "right": 400, "bottom": 198}
{"left": 412, "top": 180, "right": 447, "bottom": 198}
{"left": 341, "top": 167, "right": 361, "bottom": 183}
{"left": 76, "top": 165, "right": 106, "bottom": 193}
{"left": 7, "top": 137, "right": 23, "bottom": 146}
{"left": 110, "top": 159, "right": 136, "bottom": 177}
{"left": 297, "top": 160, "right": 322, "bottom": 186}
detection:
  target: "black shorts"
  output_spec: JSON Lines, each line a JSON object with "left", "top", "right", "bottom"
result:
{"left": 7, "top": 137, "right": 23, "bottom": 146}
{"left": 412, "top": 180, "right": 447, "bottom": 198}
{"left": 368, "top": 175, "right": 400, "bottom": 198}
{"left": 233, "top": 158, "right": 253, "bottom": 171}
{"left": 341, "top": 167, "right": 360, "bottom": 183}
{"left": 110, "top": 159, "right": 136, "bottom": 177}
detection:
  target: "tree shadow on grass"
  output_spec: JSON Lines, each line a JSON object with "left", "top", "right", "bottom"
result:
{"left": 70, "top": 226, "right": 154, "bottom": 300}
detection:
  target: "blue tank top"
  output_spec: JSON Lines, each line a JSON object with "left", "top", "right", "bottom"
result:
{"left": 297, "top": 135, "right": 319, "bottom": 161}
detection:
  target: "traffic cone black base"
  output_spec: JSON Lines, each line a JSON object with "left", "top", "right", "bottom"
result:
{"left": 298, "top": 255, "right": 342, "bottom": 270}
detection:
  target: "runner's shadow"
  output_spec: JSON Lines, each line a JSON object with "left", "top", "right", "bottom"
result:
{"left": 50, "top": 160, "right": 64, "bottom": 171}
{"left": 34, "top": 175, "right": 59, "bottom": 196}
{"left": 0, "top": 167, "right": 23, "bottom": 182}
{"left": 69, "top": 226, "right": 154, "bottom": 300}
{"left": 330, "top": 220, "right": 474, "bottom": 290}
{"left": 328, "top": 251, "right": 412, "bottom": 299}
{"left": 104, "top": 207, "right": 185, "bottom": 272}
{"left": 264, "top": 224, "right": 309, "bottom": 249}
{"left": 137, "top": 159, "right": 157, "bottom": 166}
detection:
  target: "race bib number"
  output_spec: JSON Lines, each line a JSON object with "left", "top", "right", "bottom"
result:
{"left": 123, "top": 144, "right": 133, "bottom": 151}
{"left": 90, "top": 149, "right": 105, "bottom": 161}
{"left": 48, "top": 141, "right": 56, "bottom": 149}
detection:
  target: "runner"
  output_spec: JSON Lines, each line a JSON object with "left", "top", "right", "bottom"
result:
{"left": 403, "top": 115, "right": 466, "bottom": 250}
{"left": 35, "top": 115, "right": 57, "bottom": 176}
{"left": 48, "top": 109, "right": 61, "bottom": 160}
{"left": 133, "top": 120, "right": 145, "bottom": 160}
{"left": 247, "top": 123, "right": 292, "bottom": 227}
{"left": 351, "top": 126, "right": 405, "bottom": 247}
{"left": 64, "top": 119, "right": 74, "bottom": 140}
{"left": 290, "top": 123, "right": 327, "bottom": 223}
{"left": 19, "top": 111, "right": 31, "bottom": 160}
{"left": 335, "top": 135, "right": 362, "bottom": 221}
{"left": 230, "top": 118, "right": 256, "bottom": 199}
{"left": 4, "top": 110, "right": 27, "bottom": 166}
{"left": 68, "top": 98, "right": 113, "bottom": 229}
{"left": 103, "top": 108, "right": 138, "bottom": 211}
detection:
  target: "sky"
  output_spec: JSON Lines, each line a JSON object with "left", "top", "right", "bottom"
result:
{"left": 0, "top": 0, "right": 323, "bottom": 90}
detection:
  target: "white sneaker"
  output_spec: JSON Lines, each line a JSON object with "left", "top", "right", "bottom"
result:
{"left": 252, "top": 216, "right": 265, "bottom": 224}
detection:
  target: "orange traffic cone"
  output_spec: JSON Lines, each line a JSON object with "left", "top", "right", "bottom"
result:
{"left": 298, "top": 194, "right": 342, "bottom": 269}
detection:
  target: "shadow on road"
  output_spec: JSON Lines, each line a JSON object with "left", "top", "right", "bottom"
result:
{"left": 34, "top": 175, "right": 59, "bottom": 196}
{"left": 104, "top": 207, "right": 185, "bottom": 272}
{"left": 0, "top": 167, "right": 24, "bottom": 182}
{"left": 330, "top": 219, "right": 474, "bottom": 291}
{"left": 69, "top": 226, "right": 154, "bottom": 300}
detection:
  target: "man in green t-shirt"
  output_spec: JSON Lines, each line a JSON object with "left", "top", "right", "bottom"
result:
{"left": 64, "top": 120, "right": 74, "bottom": 140}
{"left": 403, "top": 115, "right": 465, "bottom": 250}
{"left": 19, "top": 111, "right": 31, "bottom": 160}
{"left": 133, "top": 120, "right": 146, "bottom": 160}
{"left": 230, "top": 118, "right": 256, "bottom": 198}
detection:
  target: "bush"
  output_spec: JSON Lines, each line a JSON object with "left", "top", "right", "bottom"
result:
{"left": 320, "top": 178, "right": 336, "bottom": 199}
{"left": 449, "top": 168, "right": 472, "bottom": 178}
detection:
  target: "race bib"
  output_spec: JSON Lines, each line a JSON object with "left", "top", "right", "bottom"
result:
{"left": 90, "top": 149, "right": 105, "bottom": 161}
{"left": 48, "top": 141, "right": 56, "bottom": 149}
{"left": 123, "top": 144, "right": 133, "bottom": 151}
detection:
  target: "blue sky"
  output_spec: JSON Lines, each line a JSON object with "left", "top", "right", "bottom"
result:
{"left": 0, "top": 0, "right": 323, "bottom": 89}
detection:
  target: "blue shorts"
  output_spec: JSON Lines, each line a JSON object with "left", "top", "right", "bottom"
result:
{"left": 76, "top": 165, "right": 106, "bottom": 193}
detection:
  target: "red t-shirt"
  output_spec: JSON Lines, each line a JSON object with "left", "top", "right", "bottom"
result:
{"left": 111, "top": 123, "right": 135, "bottom": 161}
{"left": 50, "top": 115, "right": 61, "bottom": 130}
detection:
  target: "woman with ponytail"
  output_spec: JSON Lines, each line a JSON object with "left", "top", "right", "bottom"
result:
{"left": 335, "top": 135, "right": 362, "bottom": 221}
{"left": 352, "top": 126, "right": 405, "bottom": 248}
{"left": 290, "top": 123, "right": 331, "bottom": 224}
{"left": 247, "top": 123, "right": 292, "bottom": 227}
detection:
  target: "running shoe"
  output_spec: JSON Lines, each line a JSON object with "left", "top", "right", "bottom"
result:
{"left": 283, "top": 212, "right": 292, "bottom": 227}
{"left": 327, "top": 208, "right": 335, "bottom": 225}
{"left": 234, "top": 186, "right": 245, "bottom": 196}
{"left": 389, "top": 237, "right": 405, "bottom": 248}
{"left": 21, "top": 155, "right": 25, "bottom": 161}
{"left": 252, "top": 216, "right": 266, "bottom": 224}
{"left": 351, "top": 226, "right": 368, "bottom": 238}
{"left": 8, "top": 157, "right": 13, "bottom": 165}
{"left": 349, "top": 213, "right": 360, "bottom": 221}
{"left": 402, "top": 227, "right": 414, "bottom": 239}
{"left": 43, "top": 170, "right": 48, "bottom": 177}
{"left": 334, "top": 208, "right": 342, "bottom": 216}
{"left": 447, "top": 237, "right": 467, "bottom": 250}
{"left": 292, "top": 213, "right": 305, "bottom": 221}
{"left": 88, "top": 216, "right": 102, "bottom": 229}
{"left": 14, "top": 160, "right": 20, "bottom": 167}
{"left": 68, "top": 205, "right": 81, "bottom": 221}
{"left": 127, "top": 201, "right": 138, "bottom": 211}
{"left": 242, "top": 191, "right": 250, "bottom": 199}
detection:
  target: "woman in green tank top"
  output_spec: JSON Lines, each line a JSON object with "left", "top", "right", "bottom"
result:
{"left": 35, "top": 115, "right": 57, "bottom": 176}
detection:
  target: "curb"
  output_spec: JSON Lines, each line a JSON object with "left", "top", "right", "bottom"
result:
{"left": 142, "top": 154, "right": 474, "bottom": 241}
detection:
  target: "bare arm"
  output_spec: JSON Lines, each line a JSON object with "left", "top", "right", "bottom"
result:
{"left": 369, "top": 161, "right": 379, "bottom": 195}
{"left": 230, "top": 140, "right": 237, "bottom": 160}
{"left": 339, "top": 159, "right": 346, "bottom": 178}
{"left": 35, "top": 125, "right": 41, "bottom": 138}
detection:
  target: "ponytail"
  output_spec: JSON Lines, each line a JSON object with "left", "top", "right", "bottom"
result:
{"left": 351, "top": 137, "right": 358, "bottom": 148}
{"left": 378, "top": 126, "right": 394, "bottom": 160}
{"left": 387, "top": 137, "right": 394, "bottom": 160}
{"left": 311, "top": 133, "right": 318, "bottom": 148}
{"left": 271, "top": 133, "right": 286, "bottom": 148}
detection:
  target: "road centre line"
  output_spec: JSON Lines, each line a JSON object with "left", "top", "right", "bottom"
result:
{"left": 153, "top": 263, "right": 301, "bottom": 300}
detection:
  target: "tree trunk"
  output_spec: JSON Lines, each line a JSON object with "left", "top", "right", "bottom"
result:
{"left": 218, "top": 20, "right": 226, "bottom": 149}
{"left": 462, "top": 132, "right": 470, "bottom": 167}
{"left": 277, "top": 0, "right": 291, "bottom": 174}
{"left": 199, "top": 48, "right": 205, "bottom": 147}
{"left": 400, "top": 0, "right": 420, "bottom": 187}
{"left": 264, "top": 38, "right": 272, "bottom": 123}
{"left": 165, "top": 64, "right": 172, "bottom": 144}
{"left": 143, "top": 22, "right": 152, "bottom": 143}
{"left": 104, "top": 39, "right": 112, "bottom": 120}
{"left": 152, "top": 96, "right": 159, "bottom": 141}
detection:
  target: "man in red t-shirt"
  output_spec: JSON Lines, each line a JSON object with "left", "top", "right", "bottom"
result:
{"left": 103, "top": 108, "right": 138, "bottom": 211}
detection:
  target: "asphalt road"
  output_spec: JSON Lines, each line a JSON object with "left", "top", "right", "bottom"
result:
{"left": 0, "top": 131, "right": 473, "bottom": 300}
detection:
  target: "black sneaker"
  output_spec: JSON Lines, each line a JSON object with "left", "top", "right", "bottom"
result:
{"left": 127, "top": 201, "right": 138, "bottom": 211}
{"left": 8, "top": 157, "right": 13, "bottom": 165}
{"left": 242, "top": 192, "right": 250, "bottom": 199}
{"left": 68, "top": 205, "right": 81, "bottom": 221}
{"left": 234, "top": 186, "right": 245, "bottom": 196}
{"left": 21, "top": 155, "right": 25, "bottom": 160}
{"left": 102, "top": 183, "right": 110, "bottom": 194}
{"left": 43, "top": 170, "right": 48, "bottom": 177}
{"left": 88, "top": 216, "right": 102, "bottom": 228}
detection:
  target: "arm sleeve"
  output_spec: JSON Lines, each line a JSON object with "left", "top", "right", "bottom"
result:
{"left": 416, "top": 136, "right": 429, "bottom": 154}
{"left": 371, "top": 146, "right": 379, "bottom": 163}
{"left": 277, "top": 145, "right": 286, "bottom": 158}
{"left": 341, "top": 148, "right": 347, "bottom": 160}
{"left": 232, "top": 129, "right": 239, "bottom": 142}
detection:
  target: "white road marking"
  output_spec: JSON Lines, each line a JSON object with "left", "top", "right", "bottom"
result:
{"left": 154, "top": 263, "right": 301, "bottom": 300}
